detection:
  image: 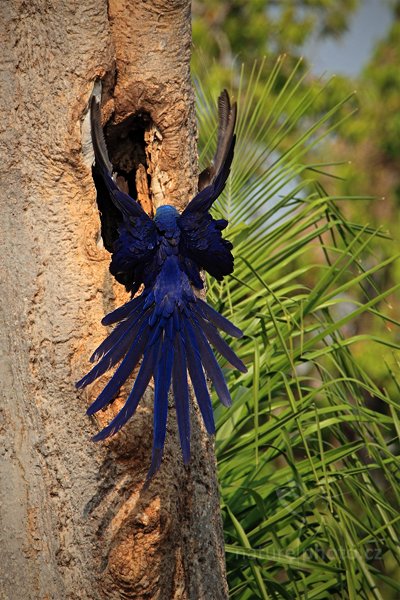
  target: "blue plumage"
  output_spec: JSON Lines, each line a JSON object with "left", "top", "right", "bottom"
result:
{"left": 77, "top": 89, "right": 246, "bottom": 478}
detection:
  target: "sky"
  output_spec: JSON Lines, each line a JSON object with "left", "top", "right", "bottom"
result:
{"left": 303, "top": 0, "right": 393, "bottom": 77}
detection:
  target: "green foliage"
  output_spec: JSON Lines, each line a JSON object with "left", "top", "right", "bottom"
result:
{"left": 311, "top": 10, "right": 400, "bottom": 392}
{"left": 195, "top": 60, "right": 400, "bottom": 599}
{"left": 192, "top": 1, "right": 358, "bottom": 148}
{"left": 193, "top": 0, "right": 359, "bottom": 67}
{"left": 338, "top": 15, "right": 400, "bottom": 170}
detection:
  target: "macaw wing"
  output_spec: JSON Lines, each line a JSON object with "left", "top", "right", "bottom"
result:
{"left": 178, "top": 90, "right": 236, "bottom": 282}
{"left": 184, "top": 90, "right": 236, "bottom": 215}
{"left": 90, "top": 94, "right": 158, "bottom": 292}
{"left": 198, "top": 89, "right": 237, "bottom": 193}
{"left": 178, "top": 210, "right": 234, "bottom": 282}
{"left": 110, "top": 216, "right": 158, "bottom": 292}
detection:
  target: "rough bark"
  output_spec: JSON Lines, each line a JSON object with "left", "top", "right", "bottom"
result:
{"left": 0, "top": 1, "right": 228, "bottom": 599}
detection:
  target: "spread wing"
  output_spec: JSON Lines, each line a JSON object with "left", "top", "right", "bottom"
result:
{"left": 198, "top": 89, "right": 237, "bottom": 192}
{"left": 178, "top": 90, "right": 236, "bottom": 283}
{"left": 90, "top": 94, "right": 158, "bottom": 293}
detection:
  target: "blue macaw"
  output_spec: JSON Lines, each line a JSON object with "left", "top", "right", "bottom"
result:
{"left": 77, "top": 89, "right": 246, "bottom": 478}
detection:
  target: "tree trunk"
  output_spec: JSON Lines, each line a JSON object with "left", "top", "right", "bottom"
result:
{"left": 0, "top": 1, "right": 228, "bottom": 598}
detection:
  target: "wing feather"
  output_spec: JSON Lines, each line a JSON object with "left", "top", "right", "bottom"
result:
{"left": 178, "top": 90, "right": 236, "bottom": 283}
{"left": 90, "top": 94, "right": 159, "bottom": 292}
{"left": 198, "top": 90, "right": 237, "bottom": 192}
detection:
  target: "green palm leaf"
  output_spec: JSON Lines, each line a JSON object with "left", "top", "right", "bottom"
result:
{"left": 195, "top": 57, "right": 400, "bottom": 599}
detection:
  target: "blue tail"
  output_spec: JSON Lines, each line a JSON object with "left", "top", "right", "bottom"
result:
{"left": 76, "top": 294, "right": 246, "bottom": 478}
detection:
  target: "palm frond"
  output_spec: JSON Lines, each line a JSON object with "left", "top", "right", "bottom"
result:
{"left": 195, "top": 57, "right": 400, "bottom": 599}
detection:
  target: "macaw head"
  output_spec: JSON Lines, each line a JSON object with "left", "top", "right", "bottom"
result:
{"left": 154, "top": 204, "right": 180, "bottom": 233}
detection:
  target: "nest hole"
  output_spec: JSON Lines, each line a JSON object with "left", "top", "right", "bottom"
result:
{"left": 104, "top": 112, "right": 152, "bottom": 201}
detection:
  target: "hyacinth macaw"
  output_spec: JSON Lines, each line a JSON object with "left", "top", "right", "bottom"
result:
{"left": 76, "top": 88, "right": 246, "bottom": 478}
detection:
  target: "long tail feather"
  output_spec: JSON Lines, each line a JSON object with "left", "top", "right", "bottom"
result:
{"left": 184, "top": 320, "right": 215, "bottom": 435}
{"left": 195, "top": 299, "right": 243, "bottom": 338}
{"left": 190, "top": 317, "right": 233, "bottom": 407}
{"left": 173, "top": 331, "right": 191, "bottom": 463}
{"left": 90, "top": 307, "right": 145, "bottom": 364}
{"left": 147, "top": 335, "right": 175, "bottom": 479}
{"left": 101, "top": 295, "right": 145, "bottom": 326}
{"left": 76, "top": 311, "right": 148, "bottom": 391}
{"left": 92, "top": 341, "right": 160, "bottom": 441}
{"left": 201, "top": 318, "right": 247, "bottom": 373}
{"left": 78, "top": 290, "right": 245, "bottom": 476}
{"left": 86, "top": 319, "right": 151, "bottom": 415}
